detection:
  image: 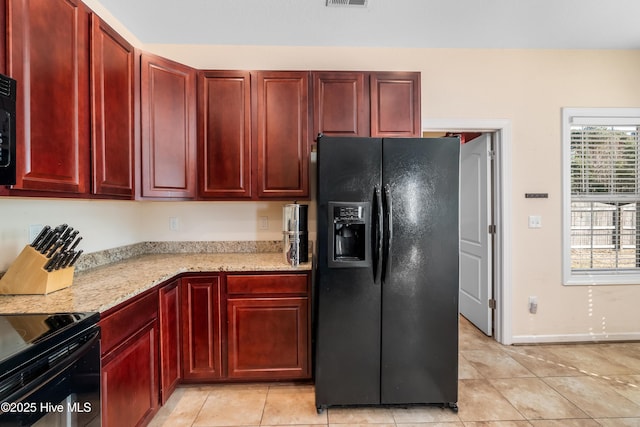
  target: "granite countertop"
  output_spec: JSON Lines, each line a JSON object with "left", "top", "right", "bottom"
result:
{"left": 0, "top": 251, "right": 312, "bottom": 315}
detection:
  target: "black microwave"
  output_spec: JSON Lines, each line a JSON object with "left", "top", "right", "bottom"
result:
{"left": 0, "top": 73, "right": 16, "bottom": 185}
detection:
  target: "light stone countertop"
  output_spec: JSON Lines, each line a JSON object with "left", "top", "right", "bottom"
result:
{"left": 0, "top": 252, "right": 312, "bottom": 315}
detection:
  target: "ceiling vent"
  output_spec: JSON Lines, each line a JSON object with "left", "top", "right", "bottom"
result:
{"left": 326, "top": 0, "right": 368, "bottom": 7}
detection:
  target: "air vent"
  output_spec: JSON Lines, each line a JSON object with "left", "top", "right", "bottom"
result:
{"left": 326, "top": 0, "right": 368, "bottom": 7}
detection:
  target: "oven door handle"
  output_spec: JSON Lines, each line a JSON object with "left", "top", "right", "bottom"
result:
{"left": 1, "top": 328, "right": 100, "bottom": 407}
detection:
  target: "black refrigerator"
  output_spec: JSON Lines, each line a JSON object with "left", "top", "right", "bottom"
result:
{"left": 315, "top": 136, "right": 459, "bottom": 413}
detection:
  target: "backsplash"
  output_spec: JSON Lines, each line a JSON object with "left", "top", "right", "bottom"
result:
{"left": 74, "top": 240, "right": 284, "bottom": 272}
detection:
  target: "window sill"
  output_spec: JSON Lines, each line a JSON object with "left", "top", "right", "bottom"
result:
{"left": 564, "top": 271, "right": 640, "bottom": 286}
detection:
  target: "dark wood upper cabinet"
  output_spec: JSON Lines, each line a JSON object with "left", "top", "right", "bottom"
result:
{"left": 198, "top": 70, "right": 252, "bottom": 199}
{"left": 140, "top": 53, "right": 196, "bottom": 199}
{"left": 90, "top": 14, "right": 135, "bottom": 198}
{"left": 255, "top": 71, "right": 310, "bottom": 199}
{"left": 2, "top": 2, "right": 419, "bottom": 203}
{"left": 312, "top": 71, "right": 369, "bottom": 139}
{"left": 370, "top": 72, "right": 421, "bottom": 137}
{"left": 7, "top": 0, "right": 90, "bottom": 193}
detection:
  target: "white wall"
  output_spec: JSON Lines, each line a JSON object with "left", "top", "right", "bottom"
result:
{"left": 138, "top": 200, "right": 291, "bottom": 242}
{"left": 0, "top": 198, "right": 143, "bottom": 270}
{"left": 0, "top": 198, "right": 315, "bottom": 270}
{"left": 2, "top": 2, "right": 640, "bottom": 342}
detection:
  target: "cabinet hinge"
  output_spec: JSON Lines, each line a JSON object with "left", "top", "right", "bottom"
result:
{"left": 488, "top": 299, "right": 496, "bottom": 310}
{"left": 489, "top": 150, "right": 495, "bottom": 160}
{"left": 488, "top": 224, "right": 497, "bottom": 234}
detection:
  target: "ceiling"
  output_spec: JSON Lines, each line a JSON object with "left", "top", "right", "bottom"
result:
{"left": 97, "top": 0, "right": 640, "bottom": 49}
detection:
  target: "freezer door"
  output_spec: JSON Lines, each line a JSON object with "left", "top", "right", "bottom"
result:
{"left": 315, "top": 136, "right": 383, "bottom": 407}
{"left": 380, "top": 137, "right": 460, "bottom": 405}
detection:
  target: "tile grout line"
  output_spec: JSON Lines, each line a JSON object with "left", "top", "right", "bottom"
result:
{"left": 502, "top": 346, "right": 640, "bottom": 389}
{"left": 463, "top": 346, "right": 592, "bottom": 423}
{"left": 259, "top": 385, "right": 270, "bottom": 427}
{"left": 505, "top": 346, "right": 640, "bottom": 421}
{"left": 191, "top": 388, "right": 211, "bottom": 427}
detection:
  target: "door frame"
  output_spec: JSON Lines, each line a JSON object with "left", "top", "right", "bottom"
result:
{"left": 423, "top": 118, "right": 512, "bottom": 345}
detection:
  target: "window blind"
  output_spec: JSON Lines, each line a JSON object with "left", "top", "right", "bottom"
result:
{"left": 570, "top": 125, "right": 640, "bottom": 271}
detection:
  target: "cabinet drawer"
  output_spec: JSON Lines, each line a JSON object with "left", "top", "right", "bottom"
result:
{"left": 227, "top": 273, "right": 308, "bottom": 296}
{"left": 100, "top": 290, "right": 158, "bottom": 356}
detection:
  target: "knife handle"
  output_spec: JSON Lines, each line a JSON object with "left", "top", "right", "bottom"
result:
{"left": 31, "top": 225, "right": 51, "bottom": 248}
{"left": 68, "top": 250, "right": 83, "bottom": 267}
{"left": 46, "top": 239, "right": 64, "bottom": 258}
{"left": 43, "top": 255, "right": 57, "bottom": 272}
{"left": 69, "top": 236, "right": 82, "bottom": 251}
{"left": 38, "top": 232, "right": 58, "bottom": 254}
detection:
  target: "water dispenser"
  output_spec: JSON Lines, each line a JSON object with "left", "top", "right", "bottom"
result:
{"left": 328, "top": 202, "right": 371, "bottom": 268}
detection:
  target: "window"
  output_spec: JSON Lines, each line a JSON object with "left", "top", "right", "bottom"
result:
{"left": 563, "top": 108, "right": 640, "bottom": 285}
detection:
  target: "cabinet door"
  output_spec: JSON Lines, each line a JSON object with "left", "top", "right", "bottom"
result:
{"left": 7, "top": 0, "right": 90, "bottom": 193}
{"left": 227, "top": 297, "right": 309, "bottom": 380}
{"left": 90, "top": 14, "right": 135, "bottom": 198}
{"left": 255, "top": 71, "right": 309, "bottom": 199}
{"left": 198, "top": 71, "right": 252, "bottom": 199}
{"left": 313, "top": 71, "right": 369, "bottom": 139}
{"left": 140, "top": 53, "right": 196, "bottom": 198}
{"left": 370, "top": 72, "right": 421, "bottom": 137}
{"left": 158, "top": 279, "right": 181, "bottom": 404}
{"left": 181, "top": 275, "right": 223, "bottom": 380}
{"left": 101, "top": 321, "right": 158, "bottom": 427}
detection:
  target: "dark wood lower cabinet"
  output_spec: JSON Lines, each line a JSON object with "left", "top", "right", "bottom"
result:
{"left": 158, "top": 279, "right": 181, "bottom": 403}
{"left": 101, "top": 322, "right": 158, "bottom": 427}
{"left": 100, "top": 290, "right": 159, "bottom": 427}
{"left": 181, "top": 275, "right": 224, "bottom": 380}
{"left": 99, "top": 270, "right": 311, "bottom": 425}
{"left": 180, "top": 271, "right": 312, "bottom": 382}
{"left": 227, "top": 297, "right": 309, "bottom": 380}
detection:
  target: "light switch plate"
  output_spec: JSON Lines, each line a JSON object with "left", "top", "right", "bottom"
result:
{"left": 528, "top": 215, "right": 542, "bottom": 228}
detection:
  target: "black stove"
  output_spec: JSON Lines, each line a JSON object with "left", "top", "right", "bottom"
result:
{"left": 0, "top": 312, "right": 101, "bottom": 426}
{"left": 0, "top": 313, "right": 97, "bottom": 365}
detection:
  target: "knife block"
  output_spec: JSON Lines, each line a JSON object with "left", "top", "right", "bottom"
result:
{"left": 0, "top": 246, "right": 74, "bottom": 295}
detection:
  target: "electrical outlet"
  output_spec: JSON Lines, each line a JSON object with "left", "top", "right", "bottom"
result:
{"left": 528, "top": 296, "right": 538, "bottom": 314}
{"left": 169, "top": 217, "right": 179, "bottom": 231}
{"left": 259, "top": 216, "right": 269, "bottom": 230}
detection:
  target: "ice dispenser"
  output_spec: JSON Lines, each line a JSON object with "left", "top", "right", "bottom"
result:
{"left": 283, "top": 203, "right": 308, "bottom": 266}
{"left": 328, "top": 202, "right": 371, "bottom": 268}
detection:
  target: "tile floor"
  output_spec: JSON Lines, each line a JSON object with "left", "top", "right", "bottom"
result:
{"left": 149, "top": 317, "right": 640, "bottom": 426}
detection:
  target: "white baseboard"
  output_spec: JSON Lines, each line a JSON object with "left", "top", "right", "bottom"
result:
{"left": 511, "top": 332, "right": 640, "bottom": 345}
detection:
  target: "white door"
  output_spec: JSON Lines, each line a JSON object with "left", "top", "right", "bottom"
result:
{"left": 459, "top": 133, "right": 493, "bottom": 336}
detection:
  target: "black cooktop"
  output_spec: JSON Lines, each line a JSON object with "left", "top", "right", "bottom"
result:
{"left": 0, "top": 312, "right": 99, "bottom": 367}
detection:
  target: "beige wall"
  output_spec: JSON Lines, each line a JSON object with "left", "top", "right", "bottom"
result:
{"left": 2, "top": 2, "right": 640, "bottom": 342}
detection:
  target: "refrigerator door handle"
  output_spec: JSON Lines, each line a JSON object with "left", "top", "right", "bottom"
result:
{"left": 382, "top": 184, "right": 392, "bottom": 282}
{"left": 372, "top": 185, "right": 383, "bottom": 282}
